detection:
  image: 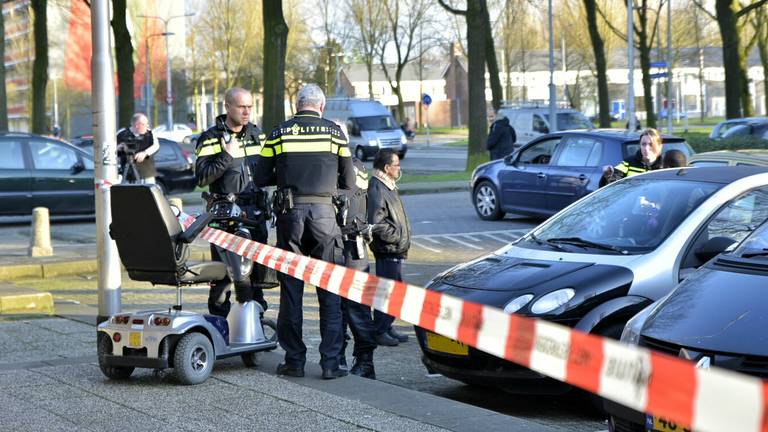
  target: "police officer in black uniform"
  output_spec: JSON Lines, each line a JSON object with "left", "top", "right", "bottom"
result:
{"left": 116, "top": 113, "right": 159, "bottom": 184}
{"left": 336, "top": 156, "right": 377, "bottom": 379}
{"left": 253, "top": 83, "right": 354, "bottom": 380}
{"left": 195, "top": 87, "right": 270, "bottom": 317}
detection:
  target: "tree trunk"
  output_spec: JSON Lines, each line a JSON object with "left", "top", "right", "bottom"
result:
{"left": 738, "top": 49, "right": 754, "bottom": 116}
{"left": 394, "top": 66, "right": 406, "bottom": 122}
{"left": 715, "top": 0, "right": 743, "bottom": 118}
{"left": 482, "top": 0, "right": 502, "bottom": 111}
{"left": 366, "top": 62, "right": 373, "bottom": 99}
{"left": 31, "top": 0, "right": 48, "bottom": 134}
{"left": 466, "top": 2, "right": 488, "bottom": 169}
{"left": 262, "top": 0, "right": 288, "bottom": 133}
{"left": 637, "top": 7, "right": 656, "bottom": 128}
{"left": 111, "top": 0, "right": 134, "bottom": 128}
{"left": 759, "top": 33, "right": 768, "bottom": 116}
{"left": 0, "top": 8, "right": 7, "bottom": 130}
{"left": 583, "top": 0, "right": 611, "bottom": 127}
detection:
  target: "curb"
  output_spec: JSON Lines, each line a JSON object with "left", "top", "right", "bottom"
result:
{"left": 0, "top": 291, "right": 54, "bottom": 315}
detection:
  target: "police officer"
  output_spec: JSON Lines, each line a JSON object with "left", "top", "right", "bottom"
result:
{"left": 337, "top": 157, "right": 377, "bottom": 379}
{"left": 195, "top": 87, "right": 270, "bottom": 317}
{"left": 253, "top": 83, "right": 354, "bottom": 380}
{"left": 116, "top": 113, "right": 159, "bottom": 184}
{"left": 601, "top": 128, "right": 664, "bottom": 186}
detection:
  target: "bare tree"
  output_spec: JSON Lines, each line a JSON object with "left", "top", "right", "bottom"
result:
{"left": 439, "top": 0, "right": 489, "bottom": 170}
{"left": 0, "top": 7, "right": 8, "bottom": 130}
{"left": 376, "top": 0, "right": 433, "bottom": 122}
{"left": 346, "top": 0, "right": 386, "bottom": 99}
{"left": 31, "top": 0, "right": 48, "bottom": 134}
{"left": 483, "top": 0, "right": 502, "bottom": 111}
{"left": 111, "top": 0, "right": 134, "bottom": 128}
{"left": 583, "top": 0, "right": 611, "bottom": 126}
{"left": 263, "top": 0, "right": 289, "bottom": 133}
{"left": 754, "top": 5, "right": 768, "bottom": 115}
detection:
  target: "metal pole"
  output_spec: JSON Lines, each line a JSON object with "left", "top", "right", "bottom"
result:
{"left": 145, "top": 37, "right": 151, "bottom": 120}
{"left": 666, "top": 0, "right": 673, "bottom": 134}
{"left": 53, "top": 78, "right": 59, "bottom": 129}
{"left": 627, "top": 0, "right": 636, "bottom": 132}
{"left": 91, "top": 0, "right": 121, "bottom": 323}
{"left": 548, "top": 0, "right": 557, "bottom": 132}
{"left": 201, "top": 77, "right": 207, "bottom": 130}
{"left": 164, "top": 29, "right": 173, "bottom": 131}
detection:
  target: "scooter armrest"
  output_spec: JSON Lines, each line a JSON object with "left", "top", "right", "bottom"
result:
{"left": 178, "top": 213, "right": 214, "bottom": 244}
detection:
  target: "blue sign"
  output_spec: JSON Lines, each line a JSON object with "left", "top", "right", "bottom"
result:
{"left": 650, "top": 61, "right": 668, "bottom": 68}
{"left": 649, "top": 72, "right": 669, "bottom": 79}
{"left": 422, "top": 93, "right": 432, "bottom": 106}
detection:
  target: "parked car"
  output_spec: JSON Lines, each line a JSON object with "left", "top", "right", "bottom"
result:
{"left": 72, "top": 137, "right": 196, "bottom": 195}
{"left": 416, "top": 166, "right": 768, "bottom": 394}
{"left": 497, "top": 107, "right": 593, "bottom": 146}
{"left": 607, "top": 214, "right": 768, "bottom": 432}
{"left": 323, "top": 98, "right": 407, "bottom": 161}
{"left": 152, "top": 123, "right": 194, "bottom": 143}
{"left": 689, "top": 149, "right": 768, "bottom": 167}
{"left": 0, "top": 132, "right": 95, "bottom": 216}
{"left": 470, "top": 129, "right": 695, "bottom": 220}
{"left": 709, "top": 117, "right": 768, "bottom": 140}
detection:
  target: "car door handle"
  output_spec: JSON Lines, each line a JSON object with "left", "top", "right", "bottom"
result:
{"left": 578, "top": 174, "right": 588, "bottom": 181}
{"left": 537, "top": 172, "right": 547, "bottom": 179}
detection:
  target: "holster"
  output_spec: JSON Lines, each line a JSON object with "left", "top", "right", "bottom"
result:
{"left": 271, "top": 188, "right": 294, "bottom": 215}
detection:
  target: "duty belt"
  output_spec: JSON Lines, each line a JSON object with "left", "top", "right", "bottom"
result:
{"left": 293, "top": 195, "right": 333, "bottom": 205}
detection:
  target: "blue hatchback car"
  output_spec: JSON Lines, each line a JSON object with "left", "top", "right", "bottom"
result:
{"left": 471, "top": 129, "right": 695, "bottom": 220}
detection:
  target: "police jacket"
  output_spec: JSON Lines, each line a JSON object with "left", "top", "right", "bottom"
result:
{"left": 253, "top": 110, "right": 354, "bottom": 197}
{"left": 195, "top": 114, "right": 263, "bottom": 195}
{"left": 339, "top": 158, "right": 369, "bottom": 236}
{"left": 601, "top": 150, "right": 663, "bottom": 186}
{"left": 486, "top": 117, "right": 516, "bottom": 160}
{"left": 367, "top": 171, "right": 411, "bottom": 259}
{"left": 116, "top": 128, "right": 158, "bottom": 178}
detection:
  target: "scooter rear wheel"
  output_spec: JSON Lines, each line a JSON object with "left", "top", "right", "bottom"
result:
{"left": 97, "top": 332, "right": 135, "bottom": 380}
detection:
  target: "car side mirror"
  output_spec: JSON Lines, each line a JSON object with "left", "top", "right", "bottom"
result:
{"left": 695, "top": 236, "right": 737, "bottom": 262}
{"left": 71, "top": 161, "right": 85, "bottom": 174}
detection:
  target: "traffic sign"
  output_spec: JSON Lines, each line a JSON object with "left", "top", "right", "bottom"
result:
{"left": 422, "top": 93, "right": 432, "bottom": 106}
{"left": 649, "top": 72, "right": 669, "bottom": 79}
{"left": 650, "top": 61, "right": 667, "bottom": 68}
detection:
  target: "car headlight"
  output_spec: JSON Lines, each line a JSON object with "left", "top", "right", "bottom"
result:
{"left": 368, "top": 139, "right": 379, "bottom": 147}
{"left": 620, "top": 304, "right": 654, "bottom": 346}
{"left": 530, "top": 288, "right": 575, "bottom": 314}
{"left": 503, "top": 294, "right": 534, "bottom": 314}
{"left": 400, "top": 135, "right": 407, "bottom": 144}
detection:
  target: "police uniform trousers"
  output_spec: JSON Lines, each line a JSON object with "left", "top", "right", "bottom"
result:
{"left": 208, "top": 216, "right": 269, "bottom": 317}
{"left": 276, "top": 203, "right": 344, "bottom": 370}
{"left": 340, "top": 239, "right": 377, "bottom": 358}
{"left": 373, "top": 257, "right": 404, "bottom": 335}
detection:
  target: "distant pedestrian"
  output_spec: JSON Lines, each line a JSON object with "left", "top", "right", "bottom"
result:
{"left": 116, "top": 113, "right": 159, "bottom": 184}
{"left": 662, "top": 149, "right": 687, "bottom": 168}
{"left": 367, "top": 149, "right": 411, "bottom": 347}
{"left": 486, "top": 111, "right": 516, "bottom": 160}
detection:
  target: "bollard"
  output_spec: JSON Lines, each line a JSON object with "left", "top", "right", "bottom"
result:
{"left": 29, "top": 207, "right": 53, "bottom": 257}
{"left": 168, "top": 197, "right": 183, "bottom": 213}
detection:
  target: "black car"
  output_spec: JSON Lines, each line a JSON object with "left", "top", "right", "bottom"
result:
{"left": 73, "top": 136, "right": 196, "bottom": 195}
{"left": 0, "top": 132, "right": 95, "bottom": 216}
{"left": 470, "top": 129, "right": 695, "bottom": 220}
{"left": 607, "top": 217, "right": 768, "bottom": 432}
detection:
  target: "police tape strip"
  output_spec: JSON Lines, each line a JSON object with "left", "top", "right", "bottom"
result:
{"left": 183, "top": 215, "right": 767, "bottom": 432}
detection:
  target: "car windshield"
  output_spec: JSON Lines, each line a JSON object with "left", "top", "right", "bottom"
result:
{"left": 515, "top": 178, "right": 721, "bottom": 254}
{"left": 356, "top": 115, "right": 398, "bottom": 131}
{"left": 544, "top": 112, "right": 592, "bottom": 130}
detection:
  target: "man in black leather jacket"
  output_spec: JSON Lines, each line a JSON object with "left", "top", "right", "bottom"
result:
{"left": 367, "top": 149, "right": 411, "bottom": 347}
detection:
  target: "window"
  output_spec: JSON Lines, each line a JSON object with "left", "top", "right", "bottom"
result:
{"left": 624, "top": 141, "right": 694, "bottom": 160}
{"left": 554, "top": 137, "right": 602, "bottom": 167}
{"left": 0, "top": 141, "right": 25, "bottom": 169}
{"left": 704, "top": 188, "right": 768, "bottom": 246}
{"left": 29, "top": 140, "right": 78, "bottom": 170}
{"left": 689, "top": 160, "right": 728, "bottom": 167}
{"left": 532, "top": 115, "right": 548, "bottom": 133}
{"left": 519, "top": 138, "right": 561, "bottom": 165}
{"left": 154, "top": 142, "right": 177, "bottom": 162}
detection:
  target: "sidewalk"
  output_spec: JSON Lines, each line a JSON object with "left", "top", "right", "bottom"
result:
{"left": 0, "top": 318, "right": 553, "bottom": 432}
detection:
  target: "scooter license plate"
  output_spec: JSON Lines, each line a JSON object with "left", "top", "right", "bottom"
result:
{"left": 129, "top": 332, "right": 142, "bottom": 347}
{"left": 645, "top": 415, "right": 691, "bottom": 432}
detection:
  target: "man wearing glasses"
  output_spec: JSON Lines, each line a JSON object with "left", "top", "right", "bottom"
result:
{"left": 367, "top": 149, "right": 412, "bottom": 347}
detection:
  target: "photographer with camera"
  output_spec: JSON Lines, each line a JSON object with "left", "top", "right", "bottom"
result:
{"left": 116, "top": 113, "right": 159, "bottom": 184}
{"left": 196, "top": 87, "right": 272, "bottom": 318}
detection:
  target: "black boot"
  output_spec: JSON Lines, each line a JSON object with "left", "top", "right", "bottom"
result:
{"left": 350, "top": 353, "right": 376, "bottom": 379}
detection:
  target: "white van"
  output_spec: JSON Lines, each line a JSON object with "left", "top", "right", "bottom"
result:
{"left": 323, "top": 98, "right": 408, "bottom": 161}
{"left": 498, "top": 107, "right": 593, "bottom": 146}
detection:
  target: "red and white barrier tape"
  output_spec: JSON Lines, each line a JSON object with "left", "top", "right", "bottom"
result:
{"left": 182, "top": 214, "right": 768, "bottom": 432}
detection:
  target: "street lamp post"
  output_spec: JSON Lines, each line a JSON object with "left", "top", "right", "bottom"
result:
{"left": 138, "top": 13, "right": 194, "bottom": 130}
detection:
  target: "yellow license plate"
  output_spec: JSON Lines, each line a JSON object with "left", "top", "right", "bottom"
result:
{"left": 129, "top": 332, "right": 142, "bottom": 347}
{"left": 426, "top": 332, "right": 469, "bottom": 356}
{"left": 646, "top": 415, "right": 691, "bottom": 432}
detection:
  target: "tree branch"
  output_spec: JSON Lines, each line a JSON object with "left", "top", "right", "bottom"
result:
{"left": 736, "top": 0, "right": 768, "bottom": 19}
{"left": 691, "top": 0, "right": 716, "bottom": 21}
{"left": 596, "top": 3, "right": 626, "bottom": 41}
{"left": 437, "top": 0, "right": 466, "bottom": 16}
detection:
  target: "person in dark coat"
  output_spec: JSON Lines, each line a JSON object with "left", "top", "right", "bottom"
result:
{"left": 486, "top": 112, "right": 516, "bottom": 160}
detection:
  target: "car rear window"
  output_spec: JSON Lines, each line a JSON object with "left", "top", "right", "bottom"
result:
{"left": 154, "top": 142, "right": 178, "bottom": 162}
{"left": 690, "top": 160, "right": 729, "bottom": 167}
{"left": 0, "top": 140, "right": 25, "bottom": 169}
{"left": 624, "top": 140, "right": 694, "bottom": 160}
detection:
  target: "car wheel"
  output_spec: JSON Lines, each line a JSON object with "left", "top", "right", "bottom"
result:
{"left": 355, "top": 146, "right": 367, "bottom": 161}
{"left": 473, "top": 181, "right": 504, "bottom": 220}
{"left": 173, "top": 332, "right": 214, "bottom": 385}
{"left": 97, "top": 332, "right": 134, "bottom": 380}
